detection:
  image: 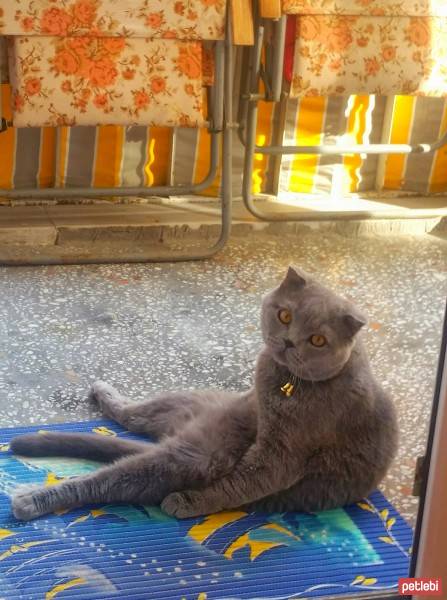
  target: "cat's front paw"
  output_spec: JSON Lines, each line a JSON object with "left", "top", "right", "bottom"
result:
{"left": 11, "top": 485, "right": 45, "bottom": 521}
{"left": 161, "top": 492, "right": 201, "bottom": 519}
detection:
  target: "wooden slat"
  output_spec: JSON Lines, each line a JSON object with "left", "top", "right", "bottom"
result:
{"left": 259, "top": 0, "right": 282, "bottom": 18}
{"left": 231, "top": 0, "right": 254, "bottom": 45}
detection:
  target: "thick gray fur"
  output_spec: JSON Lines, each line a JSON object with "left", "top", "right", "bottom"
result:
{"left": 10, "top": 266, "right": 398, "bottom": 521}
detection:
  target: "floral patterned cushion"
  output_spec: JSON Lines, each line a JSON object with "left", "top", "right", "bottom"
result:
{"left": 282, "top": 0, "right": 447, "bottom": 17}
{"left": 0, "top": 0, "right": 226, "bottom": 40}
{"left": 290, "top": 15, "right": 447, "bottom": 97}
{"left": 9, "top": 36, "right": 206, "bottom": 127}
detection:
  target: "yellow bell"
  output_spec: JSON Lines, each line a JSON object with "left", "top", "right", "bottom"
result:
{"left": 280, "top": 382, "right": 294, "bottom": 396}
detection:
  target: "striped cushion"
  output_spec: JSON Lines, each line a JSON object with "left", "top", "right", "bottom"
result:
{"left": 0, "top": 80, "right": 273, "bottom": 196}
{"left": 278, "top": 94, "right": 447, "bottom": 195}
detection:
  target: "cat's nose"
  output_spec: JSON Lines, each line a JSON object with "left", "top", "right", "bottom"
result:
{"left": 284, "top": 339, "right": 295, "bottom": 349}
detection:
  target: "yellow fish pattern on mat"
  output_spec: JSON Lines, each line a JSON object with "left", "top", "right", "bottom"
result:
{"left": 45, "top": 577, "right": 87, "bottom": 599}
{"left": 0, "top": 539, "right": 57, "bottom": 562}
{"left": 188, "top": 512, "right": 301, "bottom": 561}
{"left": 92, "top": 426, "right": 117, "bottom": 436}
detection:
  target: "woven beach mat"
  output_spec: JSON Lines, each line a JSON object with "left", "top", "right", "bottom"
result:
{"left": 0, "top": 420, "right": 412, "bottom": 599}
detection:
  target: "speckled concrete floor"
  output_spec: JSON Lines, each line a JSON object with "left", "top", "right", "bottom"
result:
{"left": 0, "top": 229, "right": 446, "bottom": 526}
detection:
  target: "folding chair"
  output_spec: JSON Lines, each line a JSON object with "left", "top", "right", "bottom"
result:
{"left": 0, "top": 0, "right": 253, "bottom": 264}
{"left": 240, "top": 0, "right": 447, "bottom": 221}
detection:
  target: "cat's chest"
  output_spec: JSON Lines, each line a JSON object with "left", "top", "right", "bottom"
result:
{"left": 269, "top": 384, "right": 335, "bottom": 430}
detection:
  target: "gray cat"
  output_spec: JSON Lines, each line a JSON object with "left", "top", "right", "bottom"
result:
{"left": 10, "top": 266, "right": 398, "bottom": 521}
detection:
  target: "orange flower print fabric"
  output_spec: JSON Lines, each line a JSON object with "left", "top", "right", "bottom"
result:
{"left": 0, "top": 0, "right": 226, "bottom": 40}
{"left": 281, "top": 0, "right": 447, "bottom": 18}
{"left": 9, "top": 36, "right": 205, "bottom": 127}
{"left": 290, "top": 15, "right": 447, "bottom": 97}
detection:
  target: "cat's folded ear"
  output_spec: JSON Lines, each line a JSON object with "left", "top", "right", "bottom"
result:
{"left": 342, "top": 309, "right": 368, "bottom": 337}
{"left": 280, "top": 266, "right": 307, "bottom": 291}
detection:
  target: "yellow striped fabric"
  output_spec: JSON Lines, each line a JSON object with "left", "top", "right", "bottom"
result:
{"left": 342, "top": 95, "right": 371, "bottom": 194}
{"left": 284, "top": 94, "right": 447, "bottom": 195}
{"left": 288, "top": 96, "right": 326, "bottom": 194}
{"left": 145, "top": 128, "right": 171, "bottom": 187}
{"left": 0, "top": 84, "right": 16, "bottom": 190}
{"left": 429, "top": 99, "right": 447, "bottom": 193}
{"left": 193, "top": 128, "right": 221, "bottom": 196}
{"left": 1, "top": 83, "right": 447, "bottom": 196}
{"left": 383, "top": 96, "right": 416, "bottom": 191}
{"left": 252, "top": 98, "right": 276, "bottom": 195}
{"left": 189, "top": 96, "right": 276, "bottom": 197}
{"left": 55, "top": 127, "right": 70, "bottom": 188}
{"left": 38, "top": 128, "right": 57, "bottom": 188}
{"left": 92, "top": 126, "right": 124, "bottom": 188}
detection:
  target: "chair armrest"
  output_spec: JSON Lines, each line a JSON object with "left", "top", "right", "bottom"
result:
{"left": 231, "top": 0, "right": 254, "bottom": 45}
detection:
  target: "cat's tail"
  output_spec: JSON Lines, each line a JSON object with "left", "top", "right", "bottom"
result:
{"left": 10, "top": 432, "right": 151, "bottom": 462}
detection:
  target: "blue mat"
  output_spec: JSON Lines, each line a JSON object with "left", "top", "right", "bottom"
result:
{"left": 0, "top": 420, "right": 412, "bottom": 599}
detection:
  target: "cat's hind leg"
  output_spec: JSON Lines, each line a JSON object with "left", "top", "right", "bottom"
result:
{"left": 10, "top": 431, "right": 151, "bottom": 462}
{"left": 11, "top": 438, "right": 210, "bottom": 520}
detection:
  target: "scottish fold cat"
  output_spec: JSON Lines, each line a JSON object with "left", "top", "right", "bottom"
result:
{"left": 10, "top": 266, "right": 398, "bottom": 520}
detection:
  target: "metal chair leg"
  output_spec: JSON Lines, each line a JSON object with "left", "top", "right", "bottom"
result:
{"left": 0, "top": 30, "right": 233, "bottom": 265}
{"left": 241, "top": 13, "right": 447, "bottom": 222}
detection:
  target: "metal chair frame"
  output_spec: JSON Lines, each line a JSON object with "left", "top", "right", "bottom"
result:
{"left": 0, "top": 16, "right": 234, "bottom": 265}
{"left": 240, "top": 11, "right": 447, "bottom": 222}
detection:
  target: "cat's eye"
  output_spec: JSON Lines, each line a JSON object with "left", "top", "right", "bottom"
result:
{"left": 278, "top": 309, "right": 292, "bottom": 324}
{"left": 310, "top": 334, "right": 327, "bottom": 347}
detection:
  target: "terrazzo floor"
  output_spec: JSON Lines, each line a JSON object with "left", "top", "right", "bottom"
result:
{"left": 0, "top": 228, "right": 446, "bottom": 526}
